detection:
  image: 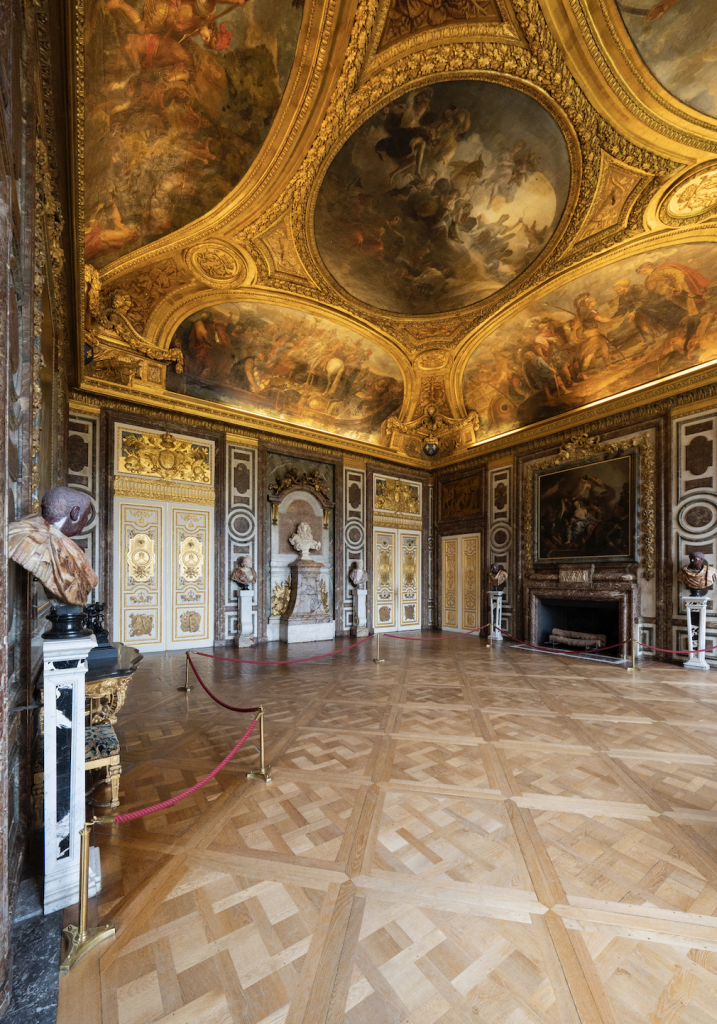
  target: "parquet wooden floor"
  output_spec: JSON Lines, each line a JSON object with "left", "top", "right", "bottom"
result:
{"left": 58, "top": 638, "right": 717, "bottom": 1024}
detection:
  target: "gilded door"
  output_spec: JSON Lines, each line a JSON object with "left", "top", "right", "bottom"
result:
{"left": 441, "top": 533, "right": 480, "bottom": 631}
{"left": 373, "top": 528, "right": 421, "bottom": 632}
{"left": 114, "top": 500, "right": 214, "bottom": 651}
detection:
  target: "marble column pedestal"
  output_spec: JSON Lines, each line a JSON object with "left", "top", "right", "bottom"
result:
{"left": 351, "top": 589, "right": 368, "bottom": 638}
{"left": 489, "top": 591, "right": 504, "bottom": 644}
{"left": 280, "top": 558, "right": 335, "bottom": 643}
{"left": 684, "top": 596, "right": 711, "bottom": 671}
{"left": 235, "top": 589, "right": 256, "bottom": 647}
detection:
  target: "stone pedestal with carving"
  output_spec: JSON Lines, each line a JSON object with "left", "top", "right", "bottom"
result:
{"left": 684, "top": 596, "right": 711, "bottom": 671}
{"left": 352, "top": 589, "right": 368, "bottom": 637}
{"left": 43, "top": 631, "right": 101, "bottom": 913}
{"left": 235, "top": 590, "right": 256, "bottom": 648}
{"left": 489, "top": 591, "right": 503, "bottom": 644}
{"left": 280, "top": 559, "right": 335, "bottom": 643}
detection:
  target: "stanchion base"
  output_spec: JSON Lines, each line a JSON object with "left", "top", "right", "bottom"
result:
{"left": 373, "top": 658, "right": 385, "bottom": 664}
{"left": 60, "top": 923, "right": 115, "bottom": 972}
{"left": 247, "top": 766, "right": 273, "bottom": 783}
{"left": 177, "top": 685, "right": 193, "bottom": 692}
{"left": 626, "top": 667, "right": 641, "bottom": 673}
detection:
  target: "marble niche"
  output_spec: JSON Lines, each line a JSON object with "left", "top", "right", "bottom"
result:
{"left": 268, "top": 489, "right": 335, "bottom": 643}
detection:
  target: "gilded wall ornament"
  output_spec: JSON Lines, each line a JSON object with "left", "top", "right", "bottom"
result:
{"left": 178, "top": 536, "right": 204, "bottom": 583}
{"left": 128, "top": 613, "right": 154, "bottom": 637}
{"left": 120, "top": 431, "right": 211, "bottom": 484}
{"left": 271, "top": 578, "right": 291, "bottom": 616}
{"left": 179, "top": 611, "right": 202, "bottom": 634}
{"left": 661, "top": 163, "right": 717, "bottom": 225}
{"left": 375, "top": 476, "right": 421, "bottom": 515}
{"left": 270, "top": 469, "right": 331, "bottom": 501}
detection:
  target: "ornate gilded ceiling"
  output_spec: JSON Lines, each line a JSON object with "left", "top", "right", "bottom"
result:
{"left": 73, "top": 0, "right": 717, "bottom": 466}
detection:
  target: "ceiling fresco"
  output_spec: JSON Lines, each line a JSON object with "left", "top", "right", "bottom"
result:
{"left": 463, "top": 240, "right": 717, "bottom": 441}
{"left": 83, "top": 0, "right": 303, "bottom": 268}
{"left": 314, "top": 80, "right": 570, "bottom": 315}
{"left": 618, "top": 0, "right": 717, "bottom": 119}
{"left": 73, "top": 0, "right": 717, "bottom": 465}
{"left": 166, "top": 300, "right": 404, "bottom": 443}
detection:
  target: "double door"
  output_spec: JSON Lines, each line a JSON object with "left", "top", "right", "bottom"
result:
{"left": 373, "top": 528, "right": 421, "bottom": 632}
{"left": 113, "top": 500, "right": 214, "bottom": 651}
{"left": 441, "top": 534, "right": 480, "bottom": 631}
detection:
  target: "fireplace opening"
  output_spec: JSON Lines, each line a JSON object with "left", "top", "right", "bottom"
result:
{"left": 537, "top": 598, "right": 620, "bottom": 656}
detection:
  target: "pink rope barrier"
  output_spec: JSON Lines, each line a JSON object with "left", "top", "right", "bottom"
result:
{"left": 382, "top": 624, "right": 490, "bottom": 641}
{"left": 496, "top": 627, "right": 629, "bottom": 656}
{"left": 187, "top": 654, "right": 261, "bottom": 713}
{"left": 113, "top": 718, "right": 258, "bottom": 823}
{"left": 194, "top": 634, "right": 373, "bottom": 666}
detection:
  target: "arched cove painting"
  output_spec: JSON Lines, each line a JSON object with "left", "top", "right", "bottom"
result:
{"left": 167, "top": 302, "right": 405, "bottom": 443}
{"left": 463, "top": 242, "right": 717, "bottom": 441}
{"left": 314, "top": 80, "right": 571, "bottom": 315}
{"left": 619, "top": 0, "right": 717, "bottom": 118}
{"left": 84, "top": 0, "right": 304, "bottom": 268}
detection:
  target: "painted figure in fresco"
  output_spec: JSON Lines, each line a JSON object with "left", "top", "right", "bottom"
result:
{"left": 8, "top": 488, "right": 98, "bottom": 607}
{"left": 569, "top": 293, "right": 618, "bottom": 375}
{"left": 187, "top": 311, "right": 234, "bottom": 379}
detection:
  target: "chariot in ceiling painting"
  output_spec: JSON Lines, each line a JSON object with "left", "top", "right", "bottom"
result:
{"left": 167, "top": 300, "right": 405, "bottom": 444}
{"left": 82, "top": 0, "right": 304, "bottom": 268}
{"left": 463, "top": 241, "right": 717, "bottom": 442}
{"left": 313, "top": 79, "right": 571, "bottom": 315}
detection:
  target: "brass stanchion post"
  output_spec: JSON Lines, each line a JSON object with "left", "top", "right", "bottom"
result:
{"left": 247, "top": 708, "right": 272, "bottom": 783}
{"left": 373, "top": 631, "right": 385, "bottom": 664}
{"left": 626, "top": 636, "right": 641, "bottom": 673}
{"left": 60, "top": 817, "right": 116, "bottom": 972}
{"left": 486, "top": 617, "right": 493, "bottom": 648}
{"left": 177, "top": 651, "right": 193, "bottom": 692}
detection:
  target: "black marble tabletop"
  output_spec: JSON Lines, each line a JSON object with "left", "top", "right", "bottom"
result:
{"left": 86, "top": 641, "right": 143, "bottom": 682}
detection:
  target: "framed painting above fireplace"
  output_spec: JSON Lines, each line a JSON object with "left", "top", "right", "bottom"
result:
{"left": 536, "top": 453, "right": 636, "bottom": 564}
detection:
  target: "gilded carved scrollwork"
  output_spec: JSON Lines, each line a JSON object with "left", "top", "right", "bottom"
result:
{"left": 523, "top": 431, "right": 655, "bottom": 579}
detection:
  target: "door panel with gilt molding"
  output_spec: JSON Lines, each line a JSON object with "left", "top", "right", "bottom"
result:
{"left": 373, "top": 528, "right": 421, "bottom": 632}
{"left": 114, "top": 500, "right": 214, "bottom": 651}
{"left": 441, "top": 533, "right": 480, "bottom": 632}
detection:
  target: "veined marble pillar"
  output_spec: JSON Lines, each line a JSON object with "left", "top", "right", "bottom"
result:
{"left": 279, "top": 558, "right": 335, "bottom": 643}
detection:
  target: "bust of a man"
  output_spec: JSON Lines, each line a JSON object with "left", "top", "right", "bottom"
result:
{"left": 231, "top": 555, "right": 257, "bottom": 590}
{"left": 488, "top": 562, "right": 508, "bottom": 590}
{"left": 677, "top": 551, "right": 717, "bottom": 596}
{"left": 289, "top": 522, "right": 321, "bottom": 560}
{"left": 349, "top": 559, "right": 368, "bottom": 589}
{"left": 8, "top": 487, "right": 98, "bottom": 606}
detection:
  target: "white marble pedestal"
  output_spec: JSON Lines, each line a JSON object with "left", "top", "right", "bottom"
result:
{"left": 43, "top": 632, "right": 99, "bottom": 913}
{"left": 489, "top": 591, "right": 504, "bottom": 644}
{"left": 351, "top": 589, "right": 368, "bottom": 637}
{"left": 235, "top": 589, "right": 256, "bottom": 647}
{"left": 684, "top": 596, "right": 711, "bottom": 671}
{"left": 280, "top": 558, "right": 335, "bottom": 643}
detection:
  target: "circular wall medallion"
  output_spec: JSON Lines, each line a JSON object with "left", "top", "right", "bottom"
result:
{"left": 677, "top": 497, "right": 717, "bottom": 534}
{"left": 184, "top": 240, "right": 246, "bottom": 288}
{"left": 346, "top": 525, "right": 364, "bottom": 546}
{"left": 229, "top": 510, "right": 255, "bottom": 540}
{"left": 314, "top": 79, "right": 570, "bottom": 315}
{"left": 493, "top": 529, "right": 509, "bottom": 547}
{"left": 661, "top": 162, "right": 717, "bottom": 225}
{"left": 416, "top": 349, "right": 449, "bottom": 371}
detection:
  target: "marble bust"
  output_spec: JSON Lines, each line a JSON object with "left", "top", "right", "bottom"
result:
{"left": 349, "top": 559, "right": 368, "bottom": 589}
{"left": 488, "top": 563, "right": 508, "bottom": 590}
{"left": 289, "top": 522, "right": 321, "bottom": 560}
{"left": 231, "top": 555, "right": 257, "bottom": 590}
{"left": 677, "top": 551, "right": 717, "bottom": 596}
{"left": 8, "top": 486, "right": 98, "bottom": 606}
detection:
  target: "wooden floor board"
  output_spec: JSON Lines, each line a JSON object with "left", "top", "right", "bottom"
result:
{"left": 56, "top": 640, "right": 717, "bottom": 1023}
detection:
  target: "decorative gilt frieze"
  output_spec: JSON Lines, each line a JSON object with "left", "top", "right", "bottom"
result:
{"left": 118, "top": 429, "right": 211, "bottom": 484}
{"left": 113, "top": 476, "right": 216, "bottom": 507}
{"left": 523, "top": 431, "right": 655, "bottom": 579}
{"left": 374, "top": 476, "right": 421, "bottom": 515}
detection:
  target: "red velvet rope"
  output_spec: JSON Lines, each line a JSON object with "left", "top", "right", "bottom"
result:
{"left": 382, "top": 624, "right": 490, "bottom": 640}
{"left": 193, "top": 634, "right": 373, "bottom": 666}
{"left": 637, "top": 641, "right": 717, "bottom": 654}
{"left": 113, "top": 718, "right": 258, "bottom": 823}
{"left": 187, "top": 654, "right": 261, "bottom": 712}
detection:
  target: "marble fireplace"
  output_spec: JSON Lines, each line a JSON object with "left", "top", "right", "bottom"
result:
{"left": 525, "top": 565, "right": 639, "bottom": 656}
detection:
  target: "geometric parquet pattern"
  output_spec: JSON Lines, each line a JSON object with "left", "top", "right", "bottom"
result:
{"left": 58, "top": 637, "right": 717, "bottom": 1024}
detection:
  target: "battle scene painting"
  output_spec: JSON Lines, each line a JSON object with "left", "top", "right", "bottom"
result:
{"left": 84, "top": 0, "right": 303, "bottom": 268}
{"left": 314, "top": 80, "right": 571, "bottom": 314}
{"left": 463, "top": 242, "right": 717, "bottom": 442}
{"left": 167, "top": 301, "right": 405, "bottom": 443}
{"left": 619, "top": 0, "right": 717, "bottom": 119}
{"left": 537, "top": 455, "right": 634, "bottom": 563}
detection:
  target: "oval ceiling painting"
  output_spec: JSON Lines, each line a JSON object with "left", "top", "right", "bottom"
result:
{"left": 463, "top": 241, "right": 717, "bottom": 443}
{"left": 167, "top": 301, "right": 404, "bottom": 444}
{"left": 314, "top": 80, "right": 571, "bottom": 315}
{"left": 619, "top": 0, "right": 717, "bottom": 119}
{"left": 84, "top": 1, "right": 304, "bottom": 269}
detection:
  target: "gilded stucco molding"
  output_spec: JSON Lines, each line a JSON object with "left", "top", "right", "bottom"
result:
{"left": 523, "top": 430, "right": 655, "bottom": 579}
